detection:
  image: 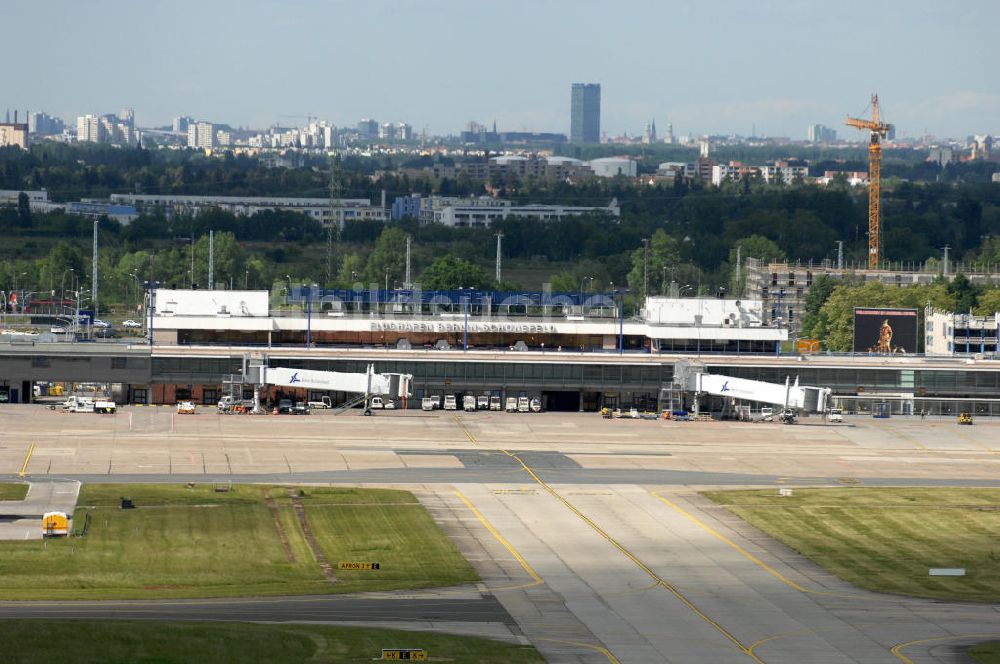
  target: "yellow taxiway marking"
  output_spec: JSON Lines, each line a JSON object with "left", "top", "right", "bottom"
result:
{"left": 453, "top": 415, "right": 765, "bottom": 663}
{"left": 539, "top": 637, "right": 622, "bottom": 664}
{"left": 453, "top": 488, "right": 543, "bottom": 589}
{"left": 18, "top": 443, "right": 35, "bottom": 478}
{"left": 890, "top": 634, "right": 1000, "bottom": 664}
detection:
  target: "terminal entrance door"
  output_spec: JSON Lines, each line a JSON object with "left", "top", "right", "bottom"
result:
{"left": 542, "top": 390, "right": 580, "bottom": 412}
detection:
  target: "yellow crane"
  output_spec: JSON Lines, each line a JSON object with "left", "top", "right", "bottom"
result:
{"left": 846, "top": 94, "right": 892, "bottom": 270}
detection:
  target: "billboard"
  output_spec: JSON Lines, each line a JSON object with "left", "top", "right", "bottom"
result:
{"left": 853, "top": 308, "right": 918, "bottom": 354}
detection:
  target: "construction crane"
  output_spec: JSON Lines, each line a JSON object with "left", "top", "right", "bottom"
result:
{"left": 846, "top": 94, "right": 892, "bottom": 269}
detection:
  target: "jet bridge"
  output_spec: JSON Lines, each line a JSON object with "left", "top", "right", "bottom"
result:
{"left": 669, "top": 361, "right": 831, "bottom": 416}
{"left": 248, "top": 363, "right": 412, "bottom": 414}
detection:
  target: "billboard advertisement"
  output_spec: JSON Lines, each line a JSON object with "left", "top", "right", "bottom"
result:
{"left": 853, "top": 308, "right": 918, "bottom": 354}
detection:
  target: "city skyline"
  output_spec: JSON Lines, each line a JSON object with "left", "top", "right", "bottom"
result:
{"left": 2, "top": 1, "right": 999, "bottom": 139}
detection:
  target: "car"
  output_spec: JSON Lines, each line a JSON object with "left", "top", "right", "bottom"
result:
{"left": 176, "top": 401, "right": 196, "bottom": 414}
{"left": 384, "top": 399, "right": 396, "bottom": 410}
{"left": 369, "top": 396, "right": 385, "bottom": 409}
{"left": 292, "top": 401, "right": 309, "bottom": 415}
{"left": 122, "top": 319, "right": 142, "bottom": 329}
{"left": 277, "top": 398, "right": 294, "bottom": 414}
{"left": 828, "top": 408, "right": 844, "bottom": 423}
{"left": 93, "top": 319, "right": 112, "bottom": 329}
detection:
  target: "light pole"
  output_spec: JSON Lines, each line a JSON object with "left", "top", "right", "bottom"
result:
{"left": 285, "top": 274, "right": 292, "bottom": 307}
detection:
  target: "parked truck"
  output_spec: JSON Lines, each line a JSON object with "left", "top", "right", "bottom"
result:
{"left": 463, "top": 395, "right": 477, "bottom": 412}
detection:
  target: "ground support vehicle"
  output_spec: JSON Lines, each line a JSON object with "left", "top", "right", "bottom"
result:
{"left": 463, "top": 395, "right": 477, "bottom": 412}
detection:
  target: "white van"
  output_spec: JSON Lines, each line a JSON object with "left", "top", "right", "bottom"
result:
{"left": 828, "top": 408, "right": 844, "bottom": 423}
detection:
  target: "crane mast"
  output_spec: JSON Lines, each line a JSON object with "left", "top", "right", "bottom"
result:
{"left": 846, "top": 95, "right": 891, "bottom": 270}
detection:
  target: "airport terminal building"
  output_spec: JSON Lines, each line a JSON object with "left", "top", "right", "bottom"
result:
{"left": 1, "top": 288, "right": 999, "bottom": 417}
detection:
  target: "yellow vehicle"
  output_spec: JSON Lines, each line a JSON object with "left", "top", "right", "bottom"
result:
{"left": 958, "top": 412, "right": 973, "bottom": 425}
{"left": 42, "top": 512, "right": 69, "bottom": 537}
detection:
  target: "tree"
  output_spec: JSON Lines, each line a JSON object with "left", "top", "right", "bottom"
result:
{"left": 627, "top": 229, "right": 680, "bottom": 299}
{"left": 364, "top": 227, "right": 408, "bottom": 286}
{"left": 730, "top": 234, "right": 785, "bottom": 265}
{"left": 945, "top": 273, "right": 979, "bottom": 313}
{"left": 799, "top": 274, "right": 838, "bottom": 338}
{"left": 974, "top": 288, "right": 1000, "bottom": 316}
{"left": 16, "top": 191, "right": 31, "bottom": 228}
{"left": 419, "top": 256, "right": 494, "bottom": 290}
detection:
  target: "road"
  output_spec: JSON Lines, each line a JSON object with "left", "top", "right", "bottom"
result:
{"left": 1, "top": 406, "right": 1000, "bottom": 662}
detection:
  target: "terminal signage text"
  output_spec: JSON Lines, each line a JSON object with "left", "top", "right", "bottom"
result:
{"left": 370, "top": 321, "right": 557, "bottom": 334}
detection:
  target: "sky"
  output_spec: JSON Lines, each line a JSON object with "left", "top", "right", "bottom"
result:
{"left": 4, "top": 0, "right": 999, "bottom": 140}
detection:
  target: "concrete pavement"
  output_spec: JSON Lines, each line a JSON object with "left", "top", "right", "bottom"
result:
{"left": 0, "top": 480, "right": 80, "bottom": 540}
{"left": 2, "top": 405, "right": 1000, "bottom": 662}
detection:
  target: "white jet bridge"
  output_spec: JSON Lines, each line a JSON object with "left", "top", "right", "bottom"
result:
{"left": 692, "top": 372, "right": 831, "bottom": 414}
{"left": 670, "top": 361, "right": 831, "bottom": 417}
{"left": 250, "top": 363, "right": 412, "bottom": 415}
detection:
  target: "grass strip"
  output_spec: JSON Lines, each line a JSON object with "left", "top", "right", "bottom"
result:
{"left": 0, "top": 484, "right": 477, "bottom": 600}
{"left": 0, "top": 620, "right": 543, "bottom": 664}
{"left": 702, "top": 487, "right": 1000, "bottom": 602}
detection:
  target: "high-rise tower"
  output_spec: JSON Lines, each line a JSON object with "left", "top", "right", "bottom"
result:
{"left": 570, "top": 83, "right": 601, "bottom": 143}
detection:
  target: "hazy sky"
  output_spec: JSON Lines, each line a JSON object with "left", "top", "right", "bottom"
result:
{"left": 4, "top": 0, "right": 998, "bottom": 139}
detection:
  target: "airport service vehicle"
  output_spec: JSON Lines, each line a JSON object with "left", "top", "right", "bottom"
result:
{"left": 307, "top": 396, "right": 332, "bottom": 409}
{"left": 421, "top": 397, "right": 436, "bottom": 411}
{"left": 530, "top": 398, "right": 541, "bottom": 413}
{"left": 58, "top": 396, "right": 116, "bottom": 414}
{"left": 490, "top": 396, "right": 502, "bottom": 411}
{"left": 176, "top": 401, "right": 196, "bottom": 414}
{"left": 958, "top": 412, "right": 974, "bottom": 425}
{"left": 477, "top": 395, "right": 489, "bottom": 410}
{"left": 292, "top": 402, "right": 309, "bottom": 415}
{"left": 778, "top": 409, "right": 797, "bottom": 425}
{"left": 463, "top": 395, "right": 477, "bottom": 412}
{"left": 369, "top": 396, "right": 385, "bottom": 409}
{"left": 384, "top": 399, "right": 396, "bottom": 410}
{"left": 443, "top": 395, "right": 457, "bottom": 411}
{"left": 277, "top": 398, "right": 294, "bottom": 414}
{"left": 430, "top": 395, "right": 442, "bottom": 409}
{"left": 505, "top": 397, "right": 517, "bottom": 412}
{"left": 517, "top": 396, "right": 530, "bottom": 413}
{"left": 122, "top": 319, "right": 142, "bottom": 329}
{"left": 828, "top": 408, "right": 844, "bottom": 423}
{"left": 760, "top": 407, "right": 774, "bottom": 422}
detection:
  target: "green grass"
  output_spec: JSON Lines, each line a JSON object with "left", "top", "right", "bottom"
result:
{"left": 0, "top": 620, "right": 544, "bottom": 664}
{"left": 703, "top": 487, "right": 1000, "bottom": 602}
{"left": 969, "top": 642, "right": 1000, "bottom": 663}
{"left": 0, "top": 483, "right": 29, "bottom": 500}
{"left": 0, "top": 484, "right": 477, "bottom": 600}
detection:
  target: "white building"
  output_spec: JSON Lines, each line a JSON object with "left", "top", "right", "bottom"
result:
{"left": 188, "top": 122, "right": 216, "bottom": 149}
{"left": 759, "top": 164, "right": 808, "bottom": 185}
{"left": 925, "top": 308, "right": 1000, "bottom": 356}
{"left": 109, "top": 194, "right": 386, "bottom": 227}
{"left": 76, "top": 114, "right": 103, "bottom": 143}
{"left": 434, "top": 200, "right": 621, "bottom": 228}
{"left": 588, "top": 157, "right": 637, "bottom": 178}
